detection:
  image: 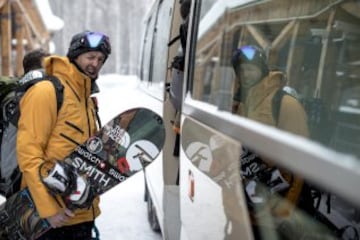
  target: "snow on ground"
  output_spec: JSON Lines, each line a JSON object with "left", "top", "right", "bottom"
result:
{"left": 95, "top": 74, "right": 162, "bottom": 240}
{"left": 0, "top": 74, "right": 162, "bottom": 240}
{"left": 96, "top": 171, "right": 161, "bottom": 240}
{"left": 96, "top": 74, "right": 142, "bottom": 123}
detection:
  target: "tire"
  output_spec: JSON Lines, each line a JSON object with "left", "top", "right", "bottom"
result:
{"left": 147, "top": 192, "right": 161, "bottom": 232}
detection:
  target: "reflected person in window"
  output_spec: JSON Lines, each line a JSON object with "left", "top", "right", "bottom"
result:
{"left": 231, "top": 45, "right": 311, "bottom": 239}
{"left": 232, "top": 45, "right": 308, "bottom": 135}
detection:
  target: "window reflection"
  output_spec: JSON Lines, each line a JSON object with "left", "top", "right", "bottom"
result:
{"left": 193, "top": 0, "right": 360, "bottom": 157}
{"left": 241, "top": 159, "right": 360, "bottom": 240}
{"left": 191, "top": 0, "right": 360, "bottom": 239}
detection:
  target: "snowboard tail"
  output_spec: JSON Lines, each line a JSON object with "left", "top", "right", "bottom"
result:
{"left": 0, "top": 188, "right": 50, "bottom": 239}
{"left": 0, "top": 108, "right": 165, "bottom": 239}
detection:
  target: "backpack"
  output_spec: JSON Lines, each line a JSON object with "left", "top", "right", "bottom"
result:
{"left": 271, "top": 88, "right": 359, "bottom": 239}
{"left": 271, "top": 86, "right": 301, "bottom": 125}
{"left": 240, "top": 88, "right": 316, "bottom": 219}
{"left": 271, "top": 86, "right": 320, "bottom": 206}
{"left": 0, "top": 72, "right": 64, "bottom": 198}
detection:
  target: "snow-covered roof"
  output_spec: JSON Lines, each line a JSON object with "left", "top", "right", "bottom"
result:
{"left": 34, "top": 0, "right": 64, "bottom": 32}
{"left": 198, "top": 0, "right": 254, "bottom": 38}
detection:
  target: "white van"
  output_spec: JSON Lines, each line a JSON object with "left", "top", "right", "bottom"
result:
{"left": 136, "top": 0, "right": 360, "bottom": 239}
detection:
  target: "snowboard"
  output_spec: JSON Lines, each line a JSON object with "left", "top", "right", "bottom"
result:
{"left": 0, "top": 107, "right": 165, "bottom": 240}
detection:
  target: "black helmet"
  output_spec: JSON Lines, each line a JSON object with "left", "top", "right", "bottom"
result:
{"left": 67, "top": 31, "right": 111, "bottom": 62}
{"left": 231, "top": 45, "right": 269, "bottom": 78}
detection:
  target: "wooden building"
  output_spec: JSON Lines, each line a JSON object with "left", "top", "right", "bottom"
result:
{"left": 0, "top": 0, "right": 52, "bottom": 77}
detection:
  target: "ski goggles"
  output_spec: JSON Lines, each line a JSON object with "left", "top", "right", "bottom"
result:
{"left": 71, "top": 31, "right": 111, "bottom": 56}
{"left": 238, "top": 45, "right": 257, "bottom": 61}
{"left": 232, "top": 45, "right": 267, "bottom": 68}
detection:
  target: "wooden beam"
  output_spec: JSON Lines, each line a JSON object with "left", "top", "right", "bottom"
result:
{"left": 245, "top": 24, "right": 270, "bottom": 50}
{"left": 11, "top": 0, "right": 40, "bottom": 39}
{"left": 0, "top": 0, "right": 51, "bottom": 77}
{"left": 315, "top": 9, "right": 336, "bottom": 98}
{"left": 11, "top": 0, "right": 49, "bottom": 48}
{"left": 285, "top": 21, "right": 300, "bottom": 84}
{"left": 24, "top": 22, "right": 35, "bottom": 50}
{"left": 1, "top": 2, "right": 12, "bottom": 76}
{"left": 237, "top": 27, "right": 247, "bottom": 48}
{"left": 15, "top": 11, "right": 25, "bottom": 76}
{"left": 272, "top": 20, "right": 296, "bottom": 50}
{"left": 0, "top": 0, "right": 6, "bottom": 8}
{"left": 341, "top": 2, "right": 360, "bottom": 19}
{"left": 21, "top": 0, "right": 49, "bottom": 41}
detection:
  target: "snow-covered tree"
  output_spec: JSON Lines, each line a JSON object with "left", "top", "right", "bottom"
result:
{"left": 49, "top": 0, "right": 153, "bottom": 74}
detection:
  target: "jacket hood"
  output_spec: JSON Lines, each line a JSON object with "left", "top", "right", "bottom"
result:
{"left": 43, "top": 55, "right": 93, "bottom": 98}
{"left": 248, "top": 71, "right": 286, "bottom": 100}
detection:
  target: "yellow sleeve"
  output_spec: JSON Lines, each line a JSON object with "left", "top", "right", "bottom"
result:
{"left": 17, "top": 81, "right": 62, "bottom": 218}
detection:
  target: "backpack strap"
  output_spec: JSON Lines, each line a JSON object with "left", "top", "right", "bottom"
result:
{"left": 272, "top": 88, "right": 300, "bottom": 126}
{"left": 91, "top": 96, "right": 102, "bottom": 129}
{"left": 18, "top": 75, "right": 64, "bottom": 113}
{"left": 46, "top": 76, "right": 64, "bottom": 113}
{"left": 271, "top": 89, "right": 286, "bottom": 126}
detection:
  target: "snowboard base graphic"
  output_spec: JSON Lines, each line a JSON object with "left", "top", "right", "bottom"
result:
{"left": 0, "top": 108, "right": 165, "bottom": 240}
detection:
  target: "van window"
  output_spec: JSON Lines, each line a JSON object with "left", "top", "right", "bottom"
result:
{"left": 188, "top": 1, "right": 360, "bottom": 236}
{"left": 238, "top": 146, "right": 360, "bottom": 240}
{"left": 151, "top": 0, "right": 174, "bottom": 83}
{"left": 141, "top": 12, "right": 156, "bottom": 82}
{"left": 191, "top": 0, "right": 360, "bottom": 158}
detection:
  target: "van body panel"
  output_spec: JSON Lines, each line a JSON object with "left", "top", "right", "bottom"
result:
{"left": 138, "top": 0, "right": 360, "bottom": 239}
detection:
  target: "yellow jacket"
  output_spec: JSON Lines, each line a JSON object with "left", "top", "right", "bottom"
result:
{"left": 243, "top": 71, "right": 309, "bottom": 136}
{"left": 17, "top": 56, "right": 100, "bottom": 225}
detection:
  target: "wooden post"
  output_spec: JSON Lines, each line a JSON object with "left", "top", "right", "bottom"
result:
{"left": 15, "top": 10, "right": 25, "bottom": 76}
{"left": 285, "top": 21, "right": 300, "bottom": 85}
{"left": 315, "top": 9, "right": 336, "bottom": 98}
{"left": 0, "top": 0, "right": 6, "bottom": 9}
{"left": 1, "top": 1, "right": 12, "bottom": 76}
{"left": 245, "top": 24, "right": 270, "bottom": 50}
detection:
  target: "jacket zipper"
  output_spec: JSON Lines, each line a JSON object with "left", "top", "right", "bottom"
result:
{"left": 85, "top": 78, "right": 92, "bottom": 137}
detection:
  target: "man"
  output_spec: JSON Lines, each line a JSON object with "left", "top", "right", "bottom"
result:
{"left": 23, "top": 48, "right": 50, "bottom": 73}
{"left": 17, "top": 31, "right": 111, "bottom": 239}
{"left": 232, "top": 45, "right": 308, "bottom": 134}
{"left": 231, "top": 45, "right": 310, "bottom": 239}
{"left": 0, "top": 49, "right": 51, "bottom": 198}
{"left": 18, "top": 48, "right": 50, "bottom": 85}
